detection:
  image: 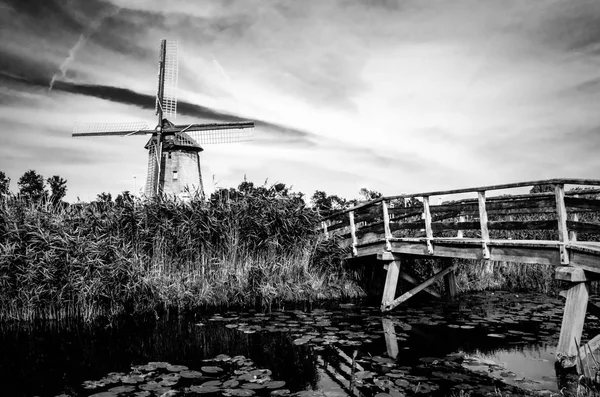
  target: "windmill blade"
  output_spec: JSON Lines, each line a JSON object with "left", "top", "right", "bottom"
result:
{"left": 72, "top": 122, "right": 153, "bottom": 137}
{"left": 161, "top": 40, "right": 178, "bottom": 118}
{"left": 174, "top": 122, "right": 254, "bottom": 144}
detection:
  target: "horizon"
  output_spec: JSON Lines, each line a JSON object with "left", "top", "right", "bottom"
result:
{"left": 1, "top": 0, "right": 600, "bottom": 202}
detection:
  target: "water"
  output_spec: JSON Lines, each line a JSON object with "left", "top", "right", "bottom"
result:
{"left": 1, "top": 292, "right": 598, "bottom": 397}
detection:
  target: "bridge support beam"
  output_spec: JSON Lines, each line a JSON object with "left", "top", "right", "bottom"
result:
{"left": 443, "top": 258, "right": 458, "bottom": 299}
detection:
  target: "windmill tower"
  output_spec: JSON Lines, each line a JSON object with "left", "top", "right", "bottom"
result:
{"left": 73, "top": 40, "right": 254, "bottom": 199}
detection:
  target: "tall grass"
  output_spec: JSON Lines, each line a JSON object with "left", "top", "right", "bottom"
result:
{"left": 0, "top": 187, "right": 363, "bottom": 322}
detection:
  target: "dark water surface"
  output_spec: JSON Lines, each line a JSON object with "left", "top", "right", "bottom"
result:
{"left": 1, "top": 292, "right": 599, "bottom": 397}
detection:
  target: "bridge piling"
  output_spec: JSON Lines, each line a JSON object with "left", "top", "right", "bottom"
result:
{"left": 556, "top": 280, "right": 589, "bottom": 367}
{"left": 381, "top": 258, "right": 401, "bottom": 311}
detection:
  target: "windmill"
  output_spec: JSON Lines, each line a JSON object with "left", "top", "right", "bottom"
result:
{"left": 73, "top": 40, "right": 254, "bottom": 199}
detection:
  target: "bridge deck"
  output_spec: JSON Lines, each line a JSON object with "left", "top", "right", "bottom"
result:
{"left": 353, "top": 237, "right": 600, "bottom": 273}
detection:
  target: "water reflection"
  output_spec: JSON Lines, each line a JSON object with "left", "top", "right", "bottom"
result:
{"left": 0, "top": 292, "right": 597, "bottom": 397}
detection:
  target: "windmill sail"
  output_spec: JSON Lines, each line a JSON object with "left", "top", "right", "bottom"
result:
{"left": 175, "top": 121, "right": 254, "bottom": 144}
{"left": 72, "top": 122, "right": 152, "bottom": 137}
{"left": 156, "top": 40, "right": 178, "bottom": 119}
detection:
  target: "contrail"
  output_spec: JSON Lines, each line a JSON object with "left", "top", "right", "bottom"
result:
{"left": 212, "top": 58, "right": 238, "bottom": 101}
{"left": 49, "top": 6, "right": 120, "bottom": 91}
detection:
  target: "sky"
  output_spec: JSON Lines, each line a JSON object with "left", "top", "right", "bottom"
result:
{"left": 1, "top": 0, "right": 600, "bottom": 202}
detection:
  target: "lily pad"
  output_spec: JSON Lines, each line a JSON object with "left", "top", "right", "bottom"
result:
{"left": 180, "top": 370, "right": 202, "bottom": 379}
{"left": 241, "top": 383, "right": 266, "bottom": 389}
{"left": 270, "top": 390, "right": 291, "bottom": 396}
{"left": 265, "top": 381, "right": 286, "bottom": 389}
{"left": 166, "top": 364, "right": 188, "bottom": 372}
{"left": 223, "top": 389, "right": 256, "bottom": 396}
{"left": 223, "top": 379, "right": 240, "bottom": 388}
{"left": 109, "top": 385, "right": 136, "bottom": 393}
{"left": 201, "top": 366, "right": 224, "bottom": 374}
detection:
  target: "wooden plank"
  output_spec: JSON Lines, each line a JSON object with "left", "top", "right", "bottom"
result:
{"left": 398, "top": 271, "right": 442, "bottom": 298}
{"left": 349, "top": 211, "right": 358, "bottom": 256}
{"left": 555, "top": 184, "right": 570, "bottom": 264}
{"left": 423, "top": 196, "right": 434, "bottom": 254}
{"left": 324, "top": 180, "right": 600, "bottom": 220}
{"left": 555, "top": 266, "right": 597, "bottom": 282}
{"left": 478, "top": 191, "right": 491, "bottom": 259}
{"left": 381, "top": 260, "right": 401, "bottom": 310}
{"left": 382, "top": 200, "right": 392, "bottom": 251}
{"left": 384, "top": 178, "right": 600, "bottom": 201}
{"left": 565, "top": 197, "right": 600, "bottom": 211}
{"left": 568, "top": 249, "right": 600, "bottom": 273}
{"left": 394, "top": 220, "right": 557, "bottom": 232}
{"left": 384, "top": 240, "right": 561, "bottom": 265}
{"left": 557, "top": 281, "right": 589, "bottom": 365}
{"left": 567, "top": 220, "right": 600, "bottom": 234}
{"left": 383, "top": 264, "right": 457, "bottom": 311}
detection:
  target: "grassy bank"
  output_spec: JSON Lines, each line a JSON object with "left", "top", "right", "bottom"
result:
{"left": 0, "top": 186, "right": 363, "bottom": 322}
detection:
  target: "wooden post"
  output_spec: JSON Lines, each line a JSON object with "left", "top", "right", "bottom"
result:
{"left": 555, "top": 184, "right": 570, "bottom": 264}
{"left": 457, "top": 215, "right": 465, "bottom": 238}
{"left": 349, "top": 211, "right": 358, "bottom": 256}
{"left": 422, "top": 196, "right": 434, "bottom": 254}
{"left": 382, "top": 318, "right": 399, "bottom": 359}
{"left": 556, "top": 281, "right": 589, "bottom": 367}
{"left": 381, "top": 260, "right": 401, "bottom": 311}
{"left": 443, "top": 258, "right": 458, "bottom": 299}
{"left": 382, "top": 200, "right": 392, "bottom": 251}
{"left": 477, "top": 191, "right": 491, "bottom": 259}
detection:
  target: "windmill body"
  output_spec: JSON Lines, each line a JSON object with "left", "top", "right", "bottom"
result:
{"left": 73, "top": 40, "right": 254, "bottom": 199}
{"left": 144, "top": 129, "right": 204, "bottom": 199}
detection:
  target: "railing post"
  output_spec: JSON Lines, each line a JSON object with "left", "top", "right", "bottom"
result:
{"left": 477, "top": 191, "right": 491, "bottom": 259}
{"left": 382, "top": 200, "right": 392, "bottom": 251}
{"left": 321, "top": 220, "right": 329, "bottom": 239}
{"left": 349, "top": 210, "right": 358, "bottom": 256}
{"left": 457, "top": 215, "right": 465, "bottom": 238}
{"left": 422, "top": 196, "right": 433, "bottom": 254}
{"left": 555, "top": 184, "right": 570, "bottom": 264}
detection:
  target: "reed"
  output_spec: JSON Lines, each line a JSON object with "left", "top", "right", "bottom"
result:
{"left": 0, "top": 185, "right": 363, "bottom": 322}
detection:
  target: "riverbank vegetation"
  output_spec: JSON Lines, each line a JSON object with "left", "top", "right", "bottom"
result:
{"left": 0, "top": 173, "right": 362, "bottom": 322}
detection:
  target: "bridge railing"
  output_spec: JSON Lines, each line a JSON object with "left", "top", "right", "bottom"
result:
{"left": 320, "top": 178, "right": 600, "bottom": 261}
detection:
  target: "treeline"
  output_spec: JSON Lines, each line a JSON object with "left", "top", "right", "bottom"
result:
{"left": 0, "top": 169, "right": 67, "bottom": 205}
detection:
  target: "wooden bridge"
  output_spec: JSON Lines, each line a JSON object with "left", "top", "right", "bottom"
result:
{"left": 319, "top": 178, "right": 600, "bottom": 368}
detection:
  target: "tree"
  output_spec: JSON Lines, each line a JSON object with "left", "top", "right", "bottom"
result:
{"left": 0, "top": 171, "right": 10, "bottom": 197}
{"left": 310, "top": 190, "right": 349, "bottom": 216}
{"left": 47, "top": 175, "right": 67, "bottom": 204}
{"left": 530, "top": 184, "right": 554, "bottom": 194}
{"left": 18, "top": 170, "right": 46, "bottom": 202}
{"left": 358, "top": 187, "right": 382, "bottom": 202}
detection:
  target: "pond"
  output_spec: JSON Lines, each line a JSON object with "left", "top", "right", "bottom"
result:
{"left": 1, "top": 292, "right": 598, "bottom": 397}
